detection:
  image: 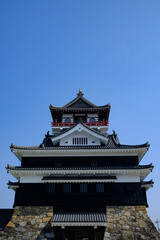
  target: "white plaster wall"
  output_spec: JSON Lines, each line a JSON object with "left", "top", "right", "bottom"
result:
{"left": 20, "top": 176, "right": 42, "bottom": 183}
{"left": 20, "top": 174, "right": 140, "bottom": 183}
{"left": 116, "top": 175, "right": 140, "bottom": 182}
{"left": 60, "top": 130, "right": 101, "bottom": 146}
{"left": 87, "top": 114, "right": 98, "bottom": 117}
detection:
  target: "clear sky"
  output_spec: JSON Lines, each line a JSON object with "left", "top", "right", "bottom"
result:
{"left": 0, "top": 0, "right": 160, "bottom": 226}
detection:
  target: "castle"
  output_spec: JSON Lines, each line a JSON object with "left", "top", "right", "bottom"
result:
{"left": 1, "top": 90, "right": 159, "bottom": 240}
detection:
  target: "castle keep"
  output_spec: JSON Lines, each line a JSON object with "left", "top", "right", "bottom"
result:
{"left": 1, "top": 90, "right": 160, "bottom": 240}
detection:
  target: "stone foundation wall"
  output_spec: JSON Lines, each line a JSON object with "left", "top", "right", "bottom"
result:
{"left": 104, "top": 206, "right": 160, "bottom": 240}
{"left": 1, "top": 205, "right": 160, "bottom": 240}
{"left": 1, "top": 206, "right": 53, "bottom": 240}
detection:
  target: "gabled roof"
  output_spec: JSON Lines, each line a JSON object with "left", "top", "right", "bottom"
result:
{"left": 50, "top": 122, "right": 108, "bottom": 145}
{"left": 52, "top": 121, "right": 107, "bottom": 138}
{"left": 50, "top": 90, "right": 110, "bottom": 110}
{"left": 63, "top": 89, "right": 97, "bottom": 108}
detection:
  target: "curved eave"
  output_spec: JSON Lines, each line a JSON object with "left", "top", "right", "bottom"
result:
{"left": 8, "top": 181, "right": 19, "bottom": 191}
{"left": 142, "top": 180, "right": 154, "bottom": 191}
{"left": 50, "top": 94, "right": 110, "bottom": 109}
{"left": 49, "top": 102, "right": 110, "bottom": 111}
{"left": 7, "top": 165, "right": 153, "bottom": 181}
{"left": 50, "top": 106, "right": 110, "bottom": 111}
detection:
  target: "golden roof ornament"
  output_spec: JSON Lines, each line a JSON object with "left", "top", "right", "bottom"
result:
{"left": 77, "top": 89, "right": 84, "bottom": 97}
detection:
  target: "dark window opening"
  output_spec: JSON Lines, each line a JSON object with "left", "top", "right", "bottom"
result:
{"left": 96, "top": 183, "right": 104, "bottom": 193}
{"left": 64, "top": 183, "right": 71, "bottom": 193}
{"left": 72, "top": 138, "right": 88, "bottom": 145}
{"left": 47, "top": 184, "right": 55, "bottom": 193}
{"left": 80, "top": 183, "right": 88, "bottom": 193}
{"left": 55, "top": 161, "right": 62, "bottom": 167}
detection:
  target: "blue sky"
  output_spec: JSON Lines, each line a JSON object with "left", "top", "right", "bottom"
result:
{"left": 0, "top": 0, "right": 160, "bottom": 225}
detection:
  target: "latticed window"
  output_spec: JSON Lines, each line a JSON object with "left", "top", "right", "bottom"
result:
{"left": 80, "top": 183, "right": 88, "bottom": 193}
{"left": 90, "top": 117, "right": 96, "bottom": 122}
{"left": 64, "top": 183, "right": 71, "bottom": 193}
{"left": 72, "top": 137, "right": 88, "bottom": 145}
{"left": 96, "top": 183, "right": 104, "bottom": 192}
{"left": 47, "top": 184, "right": 55, "bottom": 193}
{"left": 55, "top": 161, "right": 62, "bottom": 167}
{"left": 65, "top": 118, "right": 71, "bottom": 122}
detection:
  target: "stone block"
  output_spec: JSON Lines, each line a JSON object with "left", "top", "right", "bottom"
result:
{"left": 139, "top": 220, "right": 147, "bottom": 228}
{"left": 107, "top": 222, "right": 113, "bottom": 229}
{"left": 6, "top": 221, "right": 15, "bottom": 228}
{"left": 47, "top": 212, "right": 53, "bottom": 217}
{"left": 121, "top": 230, "right": 134, "bottom": 240}
{"left": 122, "top": 225, "right": 130, "bottom": 230}
{"left": 42, "top": 217, "right": 51, "bottom": 222}
{"left": 19, "top": 221, "right": 26, "bottom": 227}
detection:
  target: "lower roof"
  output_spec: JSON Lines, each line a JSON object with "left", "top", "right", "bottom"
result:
{"left": 51, "top": 212, "right": 107, "bottom": 227}
{"left": 7, "top": 164, "right": 153, "bottom": 171}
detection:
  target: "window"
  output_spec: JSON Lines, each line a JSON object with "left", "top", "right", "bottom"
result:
{"left": 64, "top": 183, "right": 71, "bottom": 193}
{"left": 80, "top": 183, "right": 88, "bottom": 193}
{"left": 73, "top": 138, "right": 88, "bottom": 145}
{"left": 96, "top": 183, "right": 104, "bottom": 193}
{"left": 90, "top": 118, "right": 95, "bottom": 122}
{"left": 65, "top": 118, "right": 71, "bottom": 123}
{"left": 47, "top": 184, "right": 55, "bottom": 193}
{"left": 55, "top": 161, "right": 62, "bottom": 167}
{"left": 91, "top": 161, "right": 97, "bottom": 167}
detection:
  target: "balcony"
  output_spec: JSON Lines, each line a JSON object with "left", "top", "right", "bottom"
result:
{"left": 52, "top": 121, "right": 109, "bottom": 127}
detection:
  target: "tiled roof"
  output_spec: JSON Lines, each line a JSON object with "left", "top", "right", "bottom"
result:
{"left": 106, "top": 135, "right": 149, "bottom": 149}
{"left": 49, "top": 107, "right": 110, "bottom": 113}
{"left": 141, "top": 180, "right": 154, "bottom": 190}
{"left": 7, "top": 164, "right": 153, "bottom": 171}
{"left": 0, "top": 209, "right": 14, "bottom": 231}
{"left": 63, "top": 94, "right": 97, "bottom": 108}
{"left": 142, "top": 180, "right": 154, "bottom": 185}
{"left": 50, "top": 91, "right": 110, "bottom": 109}
{"left": 51, "top": 212, "right": 107, "bottom": 223}
{"left": 8, "top": 181, "right": 19, "bottom": 186}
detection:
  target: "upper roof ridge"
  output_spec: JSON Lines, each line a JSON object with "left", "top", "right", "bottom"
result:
{"left": 63, "top": 90, "right": 97, "bottom": 108}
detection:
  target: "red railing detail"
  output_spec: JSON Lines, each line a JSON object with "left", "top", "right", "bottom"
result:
{"left": 52, "top": 121, "right": 109, "bottom": 127}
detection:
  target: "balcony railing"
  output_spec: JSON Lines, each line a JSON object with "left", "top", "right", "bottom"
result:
{"left": 52, "top": 121, "right": 109, "bottom": 127}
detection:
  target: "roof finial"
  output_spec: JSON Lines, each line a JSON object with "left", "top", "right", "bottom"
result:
{"left": 77, "top": 89, "right": 84, "bottom": 97}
